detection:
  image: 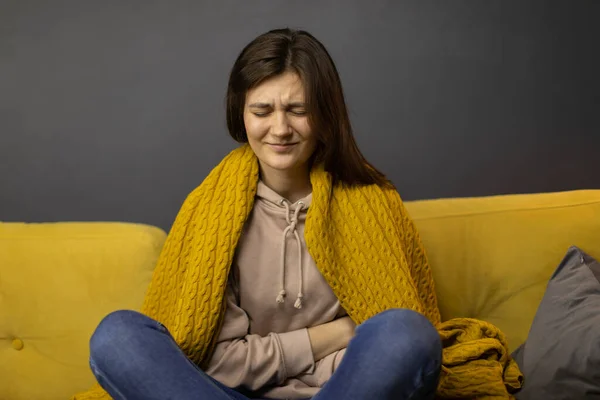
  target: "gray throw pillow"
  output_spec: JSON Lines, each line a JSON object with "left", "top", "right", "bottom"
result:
{"left": 515, "top": 246, "right": 600, "bottom": 399}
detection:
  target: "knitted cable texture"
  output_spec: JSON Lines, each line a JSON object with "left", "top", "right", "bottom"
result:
{"left": 73, "top": 145, "right": 522, "bottom": 399}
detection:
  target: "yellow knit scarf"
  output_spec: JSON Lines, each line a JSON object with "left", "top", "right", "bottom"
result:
{"left": 74, "top": 145, "right": 522, "bottom": 399}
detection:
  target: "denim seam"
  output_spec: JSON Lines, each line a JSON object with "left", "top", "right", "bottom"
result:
{"left": 89, "top": 358, "right": 129, "bottom": 400}
{"left": 405, "top": 365, "right": 441, "bottom": 400}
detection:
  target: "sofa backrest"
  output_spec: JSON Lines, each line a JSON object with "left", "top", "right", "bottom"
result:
{"left": 0, "top": 222, "right": 166, "bottom": 400}
{"left": 406, "top": 189, "right": 600, "bottom": 352}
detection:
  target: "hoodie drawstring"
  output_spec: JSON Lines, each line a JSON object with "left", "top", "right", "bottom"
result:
{"left": 276, "top": 199, "right": 305, "bottom": 309}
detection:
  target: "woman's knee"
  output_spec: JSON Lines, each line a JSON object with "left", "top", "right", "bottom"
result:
{"left": 89, "top": 310, "right": 152, "bottom": 366}
{"left": 359, "top": 308, "right": 442, "bottom": 367}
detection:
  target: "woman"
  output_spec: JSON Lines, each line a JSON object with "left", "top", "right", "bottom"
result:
{"left": 74, "top": 28, "right": 520, "bottom": 400}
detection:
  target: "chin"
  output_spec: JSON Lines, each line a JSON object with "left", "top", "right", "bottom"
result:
{"left": 263, "top": 160, "right": 299, "bottom": 172}
{"left": 259, "top": 155, "right": 302, "bottom": 172}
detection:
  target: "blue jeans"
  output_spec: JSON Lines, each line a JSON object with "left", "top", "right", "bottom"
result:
{"left": 89, "top": 308, "right": 442, "bottom": 400}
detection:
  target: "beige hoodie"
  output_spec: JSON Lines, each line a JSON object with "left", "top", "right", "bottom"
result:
{"left": 206, "top": 181, "right": 347, "bottom": 399}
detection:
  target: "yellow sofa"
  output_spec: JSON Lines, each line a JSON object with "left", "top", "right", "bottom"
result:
{"left": 1, "top": 189, "right": 599, "bottom": 400}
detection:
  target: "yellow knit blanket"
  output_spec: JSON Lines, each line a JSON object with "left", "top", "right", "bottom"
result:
{"left": 73, "top": 145, "right": 522, "bottom": 399}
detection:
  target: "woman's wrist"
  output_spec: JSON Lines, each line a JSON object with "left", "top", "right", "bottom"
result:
{"left": 339, "top": 316, "right": 356, "bottom": 346}
{"left": 307, "top": 317, "right": 355, "bottom": 361}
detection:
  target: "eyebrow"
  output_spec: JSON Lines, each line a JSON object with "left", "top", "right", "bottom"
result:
{"left": 248, "top": 102, "right": 306, "bottom": 108}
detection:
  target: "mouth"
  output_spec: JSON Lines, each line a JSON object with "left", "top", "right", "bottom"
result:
{"left": 267, "top": 143, "right": 298, "bottom": 152}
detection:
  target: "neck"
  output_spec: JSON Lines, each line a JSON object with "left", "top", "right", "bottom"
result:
{"left": 259, "top": 163, "right": 312, "bottom": 203}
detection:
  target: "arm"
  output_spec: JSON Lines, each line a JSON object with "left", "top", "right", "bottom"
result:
{"left": 208, "top": 276, "right": 355, "bottom": 391}
{"left": 307, "top": 316, "right": 354, "bottom": 361}
{"left": 206, "top": 280, "right": 316, "bottom": 391}
{"left": 293, "top": 348, "right": 347, "bottom": 388}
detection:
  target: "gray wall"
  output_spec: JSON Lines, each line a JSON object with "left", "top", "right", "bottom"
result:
{"left": 2, "top": 0, "right": 599, "bottom": 231}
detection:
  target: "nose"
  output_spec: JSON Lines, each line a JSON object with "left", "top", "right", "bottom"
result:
{"left": 271, "top": 111, "right": 292, "bottom": 137}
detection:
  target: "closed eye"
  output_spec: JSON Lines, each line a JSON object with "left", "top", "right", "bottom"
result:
{"left": 289, "top": 109, "right": 307, "bottom": 116}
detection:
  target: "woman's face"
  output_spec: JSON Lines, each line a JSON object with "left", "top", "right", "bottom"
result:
{"left": 243, "top": 71, "right": 317, "bottom": 177}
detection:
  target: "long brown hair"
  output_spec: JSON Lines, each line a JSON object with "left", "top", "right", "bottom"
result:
{"left": 226, "top": 28, "right": 390, "bottom": 187}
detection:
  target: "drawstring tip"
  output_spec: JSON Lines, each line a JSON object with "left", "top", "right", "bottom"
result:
{"left": 276, "top": 290, "right": 286, "bottom": 304}
{"left": 294, "top": 298, "right": 303, "bottom": 309}
{"left": 294, "top": 294, "right": 304, "bottom": 309}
